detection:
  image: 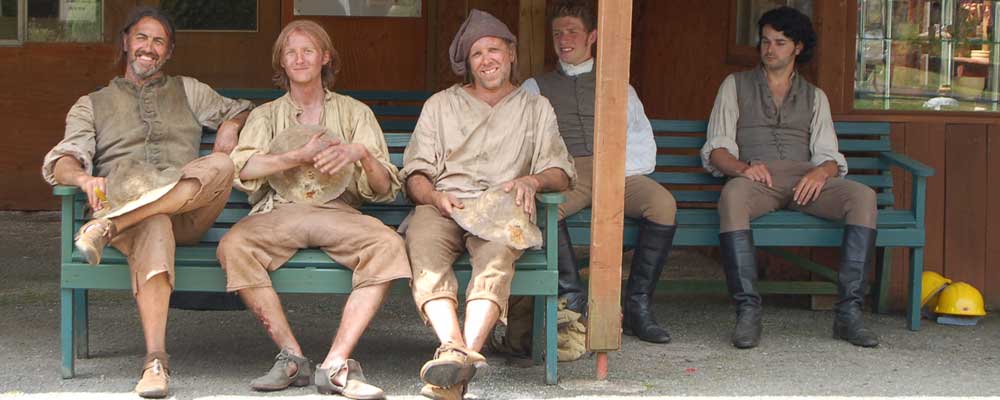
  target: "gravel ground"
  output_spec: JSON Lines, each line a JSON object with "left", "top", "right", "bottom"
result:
{"left": 1, "top": 211, "right": 998, "bottom": 399}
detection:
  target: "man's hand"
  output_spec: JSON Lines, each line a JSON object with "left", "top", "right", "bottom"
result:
{"left": 501, "top": 176, "right": 541, "bottom": 218}
{"left": 313, "top": 142, "right": 368, "bottom": 175}
{"left": 292, "top": 134, "right": 335, "bottom": 165}
{"left": 792, "top": 167, "right": 831, "bottom": 205}
{"left": 212, "top": 119, "right": 241, "bottom": 154}
{"left": 76, "top": 174, "right": 108, "bottom": 212}
{"left": 740, "top": 161, "right": 773, "bottom": 187}
{"left": 432, "top": 191, "right": 464, "bottom": 218}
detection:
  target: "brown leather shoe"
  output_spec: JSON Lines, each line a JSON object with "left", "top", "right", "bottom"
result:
{"left": 135, "top": 352, "right": 169, "bottom": 399}
{"left": 250, "top": 348, "right": 312, "bottom": 391}
{"left": 75, "top": 218, "right": 117, "bottom": 265}
{"left": 419, "top": 381, "right": 467, "bottom": 400}
{"left": 419, "top": 342, "right": 486, "bottom": 388}
{"left": 315, "top": 359, "right": 385, "bottom": 399}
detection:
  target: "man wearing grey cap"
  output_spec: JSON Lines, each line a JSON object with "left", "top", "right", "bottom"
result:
{"left": 400, "top": 9, "right": 576, "bottom": 400}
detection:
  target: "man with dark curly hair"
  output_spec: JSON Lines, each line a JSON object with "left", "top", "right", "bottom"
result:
{"left": 702, "top": 6, "right": 880, "bottom": 350}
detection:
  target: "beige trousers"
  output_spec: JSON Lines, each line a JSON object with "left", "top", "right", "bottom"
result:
{"left": 217, "top": 201, "right": 412, "bottom": 292}
{"left": 109, "top": 152, "right": 234, "bottom": 294}
{"left": 406, "top": 204, "right": 524, "bottom": 324}
{"left": 718, "top": 160, "right": 878, "bottom": 232}
{"left": 559, "top": 156, "right": 677, "bottom": 224}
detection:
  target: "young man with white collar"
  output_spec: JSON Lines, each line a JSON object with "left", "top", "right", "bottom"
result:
{"left": 522, "top": 0, "right": 678, "bottom": 344}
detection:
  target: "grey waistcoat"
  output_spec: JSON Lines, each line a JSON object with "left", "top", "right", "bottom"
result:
{"left": 734, "top": 68, "right": 815, "bottom": 163}
{"left": 90, "top": 76, "right": 202, "bottom": 177}
{"left": 533, "top": 69, "right": 595, "bottom": 157}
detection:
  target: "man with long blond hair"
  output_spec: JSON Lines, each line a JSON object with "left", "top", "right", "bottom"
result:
{"left": 217, "top": 20, "right": 409, "bottom": 398}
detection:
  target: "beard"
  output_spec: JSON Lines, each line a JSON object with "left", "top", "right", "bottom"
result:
{"left": 128, "top": 50, "right": 165, "bottom": 80}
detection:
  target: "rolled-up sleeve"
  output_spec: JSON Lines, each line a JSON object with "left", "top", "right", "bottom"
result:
{"left": 400, "top": 98, "right": 443, "bottom": 184}
{"left": 181, "top": 76, "right": 254, "bottom": 129}
{"left": 701, "top": 75, "right": 741, "bottom": 177}
{"left": 42, "top": 96, "right": 97, "bottom": 185}
{"left": 809, "top": 89, "right": 848, "bottom": 177}
{"left": 530, "top": 99, "right": 577, "bottom": 186}
{"left": 229, "top": 106, "right": 272, "bottom": 193}
{"left": 351, "top": 107, "right": 401, "bottom": 203}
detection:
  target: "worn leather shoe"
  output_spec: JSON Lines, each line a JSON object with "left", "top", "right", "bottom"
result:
{"left": 420, "top": 381, "right": 467, "bottom": 400}
{"left": 75, "top": 218, "right": 117, "bottom": 265}
{"left": 251, "top": 348, "right": 311, "bottom": 391}
{"left": 135, "top": 352, "right": 169, "bottom": 399}
{"left": 419, "top": 342, "right": 486, "bottom": 388}
{"left": 315, "top": 359, "right": 385, "bottom": 399}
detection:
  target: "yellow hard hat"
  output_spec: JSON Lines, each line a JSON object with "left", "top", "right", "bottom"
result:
{"left": 920, "top": 271, "right": 952, "bottom": 307}
{"left": 934, "top": 282, "right": 987, "bottom": 317}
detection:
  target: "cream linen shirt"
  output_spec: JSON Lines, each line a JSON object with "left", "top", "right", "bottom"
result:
{"left": 42, "top": 76, "right": 253, "bottom": 185}
{"left": 230, "top": 90, "right": 401, "bottom": 215}
{"left": 701, "top": 73, "right": 848, "bottom": 177}
{"left": 400, "top": 84, "right": 576, "bottom": 199}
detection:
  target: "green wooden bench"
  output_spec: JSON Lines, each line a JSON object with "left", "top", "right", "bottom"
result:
{"left": 55, "top": 90, "right": 563, "bottom": 384}
{"left": 562, "top": 120, "right": 934, "bottom": 331}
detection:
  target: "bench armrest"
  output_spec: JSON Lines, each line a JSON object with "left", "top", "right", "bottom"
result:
{"left": 880, "top": 152, "right": 935, "bottom": 177}
{"left": 536, "top": 192, "right": 566, "bottom": 205}
{"left": 879, "top": 152, "right": 932, "bottom": 226}
{"left": 54, "top": 185, "right": 81, "bottom": 197}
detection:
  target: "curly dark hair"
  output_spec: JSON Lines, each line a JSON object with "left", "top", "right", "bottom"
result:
{"left": 757, "top": 6, "right": 816, "bottom": 64}
{"left": 549, "top": 0, "right": 597, "bottom": 32}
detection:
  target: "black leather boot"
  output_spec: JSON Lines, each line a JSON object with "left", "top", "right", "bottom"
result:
{"left": 622, "top": 220, "right": 676, "bottom": 344}
{"left": 556, "top": 220, "right": 587, "bottom": 315}
{"left": 832, "top": 225, "right": 879, "bottom": 348}
{"left": 719, "top": 230, "right": 762, "bottom": 349}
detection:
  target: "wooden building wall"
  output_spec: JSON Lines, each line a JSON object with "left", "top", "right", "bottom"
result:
{"left": 2, "top": 0, "right": 995, "bottom": 309}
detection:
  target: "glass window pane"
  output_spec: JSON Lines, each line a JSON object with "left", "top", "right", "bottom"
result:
{"left": 0, "top": 0, "right": 18, "bottom": 41}
{"left": 855, "top": 0, "right": 1000, "bottom": 112}
{"left": 27, "top": 0, "right": 101, "bottom": 42}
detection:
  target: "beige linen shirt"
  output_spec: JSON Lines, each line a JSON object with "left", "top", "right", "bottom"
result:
{"left": 42, "top": 76, "right": 254, "bottom": 185}
{"left": 400, "top": 84, "right": 576, "bottom": 199}
{"left": 230, "top": 90, "right": 401, "bottom": 215}
{"left": 701, "top": 73, "right": 848, "bottom": 177}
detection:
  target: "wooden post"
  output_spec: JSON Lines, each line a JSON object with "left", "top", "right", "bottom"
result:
{"left": 518, "top": 0, "right": 547, "bottom": 79}
{"left": 587, "top": 0, "right": 633, "bottom": 374}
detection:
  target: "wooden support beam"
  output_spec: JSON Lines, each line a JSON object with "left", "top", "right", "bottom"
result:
{"left": 586, "top": 0, "right": 633, "bottom": 355}
{"left": 517, "top": 0, "right": 547, "bottom": 79}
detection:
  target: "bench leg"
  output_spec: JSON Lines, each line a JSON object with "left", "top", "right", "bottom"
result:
{"left": 531, "top": 297, "right": 544, "bottom": 365}
{"left": 545, "top": 294, "right": 558, "bottom": 385}
{"left": 874, "top": 248, "right": 892, "bottom": 314}
{"left": 906, "top": 247, "right": 924, "bottom": 331}
{"left": 60, "top": 288, "right": 75, "bottom": 379}
{"left": 73, "top": 289, "right": 89, "bottom": 359}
